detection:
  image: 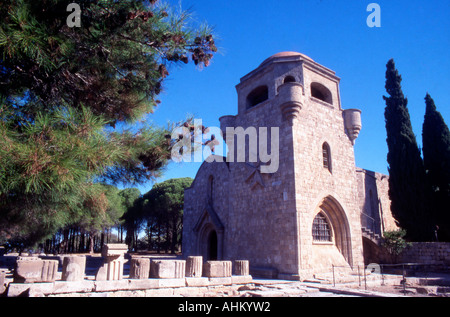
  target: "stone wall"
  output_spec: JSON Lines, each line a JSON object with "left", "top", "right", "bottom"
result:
{"left": 363, "top": 242, "right": 450, "bottom": 266}
{"left": 400, "top": 243, "right": 450, "bottom": 265}
{"left": 3, "top": 254, "right": 252, "bottom": 297}
{"left": 6, "top": 275, "right": 253, "bottom": 297}
{"left": 356, "top": 168, "right": 397, "bottom": 235}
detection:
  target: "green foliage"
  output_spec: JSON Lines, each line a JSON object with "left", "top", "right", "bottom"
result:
{"left": 422, "top": 93, "right": 450, "bottom": 241}
{"left": 383, "top": 59, "right": 431, "bottom": 241}
{"left": 382, "top": 229, "right": 411, "bottom": 257}
{"left": 143, "top": 177, "right": 192, "bottom": 253}
{"left": 0, "top": 0, "right": 217, "bottom": 123}
{"left": 144, "top": 177, "right": 193, "bottom": 217}
{"left": 119, "top": 187, "right": 141, "bottom": 211}
{"left": 122, "top": 177, "right": 192, "bottom": 252}
{"left": 0, "top": 0, "right": 216, "bottom": 246}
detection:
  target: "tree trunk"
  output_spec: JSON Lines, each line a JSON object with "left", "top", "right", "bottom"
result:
{"left": 157, "top": 223, "right": 161, "bottom": 254}
{"left": 89, "top": 235, "right": 94, "bottom": 254}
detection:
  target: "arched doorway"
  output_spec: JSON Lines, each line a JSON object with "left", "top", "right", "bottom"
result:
{"left": 193, "top": 205, "right": 224, "bottom": 260}
{"left": 207, "top": 230, "right": 218, "bottom": 260}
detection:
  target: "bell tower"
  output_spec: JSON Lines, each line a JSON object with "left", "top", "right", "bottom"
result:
{"left": 184, "top": 51, "right": 365, "bottom": 280}
{"left": 222, "top": 51, "right": 364, "bottom": 278}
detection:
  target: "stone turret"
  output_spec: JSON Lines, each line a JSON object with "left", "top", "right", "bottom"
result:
{"left": 277, "top": 81, "right": 303, "bottom": 125}
{"left": 343, "top": 109, "right": 362, "bottom": 145}
{"left": 219, "top": 115, "right": 236, "bottom": 144}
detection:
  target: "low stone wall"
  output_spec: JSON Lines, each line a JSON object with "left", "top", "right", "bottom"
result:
{"left": 6, "top": 275, "right": 253, "bottom": 297}
{"left": 3, "top": 245, "right": 253, "bottom": 297}
{"left": 400, "top": 242, "right": 450, "bottom": 265}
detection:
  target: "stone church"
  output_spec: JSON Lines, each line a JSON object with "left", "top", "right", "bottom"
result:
{"left": 182, "top": 52, "right": 397, "bottom": 280}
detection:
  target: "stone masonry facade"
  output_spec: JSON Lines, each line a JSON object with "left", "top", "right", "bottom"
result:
{"left": 182, "top": 52, "right": 395, "bottom": 281}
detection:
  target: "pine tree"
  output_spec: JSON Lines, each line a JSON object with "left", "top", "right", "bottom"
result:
{"left": 0, "top": 0, "right": 216, "bottom": 246}
{"left": 139, "top": 177, "right": 193, "bottom": 253}
{"left": 422, "top": 93, "right": 450, "bottom": 241}
{"left": 383, "top": 59, "right": 431, "bottom": 241}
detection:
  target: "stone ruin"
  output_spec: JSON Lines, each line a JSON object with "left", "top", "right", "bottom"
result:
{"left": 3, "top": 244, "right": 252, "bottom": 297}
{"left": 95, "top": 243, "right": 128, "bottom": 281}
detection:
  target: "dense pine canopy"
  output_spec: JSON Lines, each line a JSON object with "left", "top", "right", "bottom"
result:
{"left": 0, "top": 0, "right": 216, "bottom": 246}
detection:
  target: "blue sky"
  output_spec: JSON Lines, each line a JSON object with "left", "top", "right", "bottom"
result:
{"left": 134, "top": 0, "right": 450, "bottom": 194}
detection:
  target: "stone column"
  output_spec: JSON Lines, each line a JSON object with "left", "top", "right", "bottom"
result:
{"left": 62, "top": 256, "right": 86, "bottom": 281}
{"left": 14, "top": 257, "right": 58, "bottom": 283}
{"left": 186, "top": 256, "right": 203, "bottom": 277}
{"left": 234, "top": 260, "right": 249, "bottom": 276}
{"left": 95, "top": 244, "right": 128, "bottom": 281}
{"left": 150, "top": 260, "right": 186, "bottom": 278}
{"left": 129, "top": 257, "right": 150, "bottom": 279}
{"left": 203, "top": 261, "right": 232, "bottom": 278}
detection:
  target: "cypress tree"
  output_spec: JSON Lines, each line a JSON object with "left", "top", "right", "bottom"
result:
{"left": 422, "top": 93, "right": 450, "bottom": 241}
{"left": 383, "top": 59, "right": 430, "bottom": 241}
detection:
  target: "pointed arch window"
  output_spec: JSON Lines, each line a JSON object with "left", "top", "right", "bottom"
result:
{"left": 312, "top": 212, "right": 332, "bottom": 242}
{"left": 322, "top": 142, "right": 332, "bottom": 173}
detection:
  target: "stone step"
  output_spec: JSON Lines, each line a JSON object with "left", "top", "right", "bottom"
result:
{"left": 361, "top": 227, "right": 382, "bottom": 243}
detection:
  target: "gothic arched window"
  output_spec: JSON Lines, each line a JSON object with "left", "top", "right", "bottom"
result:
{"left": 322, "top": 142, "right": 332, "bottom": 173}
{"left": 312, "top": 212, "right": 332, "bottom": 242}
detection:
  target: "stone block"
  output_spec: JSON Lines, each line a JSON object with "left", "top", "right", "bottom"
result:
{"left": 129, "top": 257, "right": 150, "bottom": 279}
{"left": 150, "top": 260, "right": 186, "bottom": 279}
{"left": 173, "top": 287, "right": 206, "bottom": 297}
{"left": 128, "top": 278, "right": 159, "bottom": 290}
{"left": 185, "top": 277, "right": 209, "bottom": 287}
{"left": 95, "top": 244, "right": 127, "bottom": 281}
{"left": 95, "top": 263, "right": 108, "bottom": 281}
{"left": 94, "top": 280, "right": 129, "bottom": 292}
{"left": 186, "top": 256, "right": 203, "bottom": 277}
{"left": 208, "top": 277, "right": 232, "bottom": 286}
{"left": 95, "top": 258, "right": 124, "bottom": 281}
{"left": 14, "top": 257, "right": 58, "bottom": 283}
{"left": 202, "top": 261, "right": 232, "bottom": 278}
{"left": 158, "top": 278, "right": 186, "bottom": 288}
{"left": 145, "top": 288, "right": 174, "bottom": 297}
{"left": 233, "top": 260, "right": 249, "bottom": 276}
{"left": 62, "top": 256, "right": 86, "bottom": 281}
{"left": 7, "top": 282, "right": 54, "bottom": 297}
{"left": 231, "top": 275, "right": 253, "bottom": 285}
{"left": 0, "top": 270, "right": 5, "bottom": 295}
{"left": 101, "top": 243, "right": 128, "bottom": 257}
{"left": 53, "top": 280, "right": 94, "bottom": 294}
{"left": 14, "top": 257, "right": 42, "bottom": 283}
{"left": 7, "top": 283, "right": 32, "bottom": 297}
{"left": 41, "top": 260, "right": 58, "bottom": 282}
